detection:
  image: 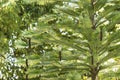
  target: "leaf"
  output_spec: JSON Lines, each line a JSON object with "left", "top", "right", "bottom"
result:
{"left": 58, "top": 8, "right": 80, "bottom": 17}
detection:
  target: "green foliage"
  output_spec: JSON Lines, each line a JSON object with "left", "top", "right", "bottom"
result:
{"left": 1, "top": 0, "right": 120, "bottom": 80}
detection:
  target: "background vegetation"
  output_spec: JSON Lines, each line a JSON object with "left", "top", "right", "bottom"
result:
{"left": 0, "top": 0, "right": 120, "bottom": 80}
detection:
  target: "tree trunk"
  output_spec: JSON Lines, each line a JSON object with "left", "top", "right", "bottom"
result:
{"left": 91, "top": 74, "right": 97, "bottom": 80}
{"left": 26, "top": 74, "right": 28, "bottom": 80}
{"left": 91, "top": 67, "right": 98, "bottom": 80}
{"left": 92, "top": 75, "right": 96, "bottom": 80}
